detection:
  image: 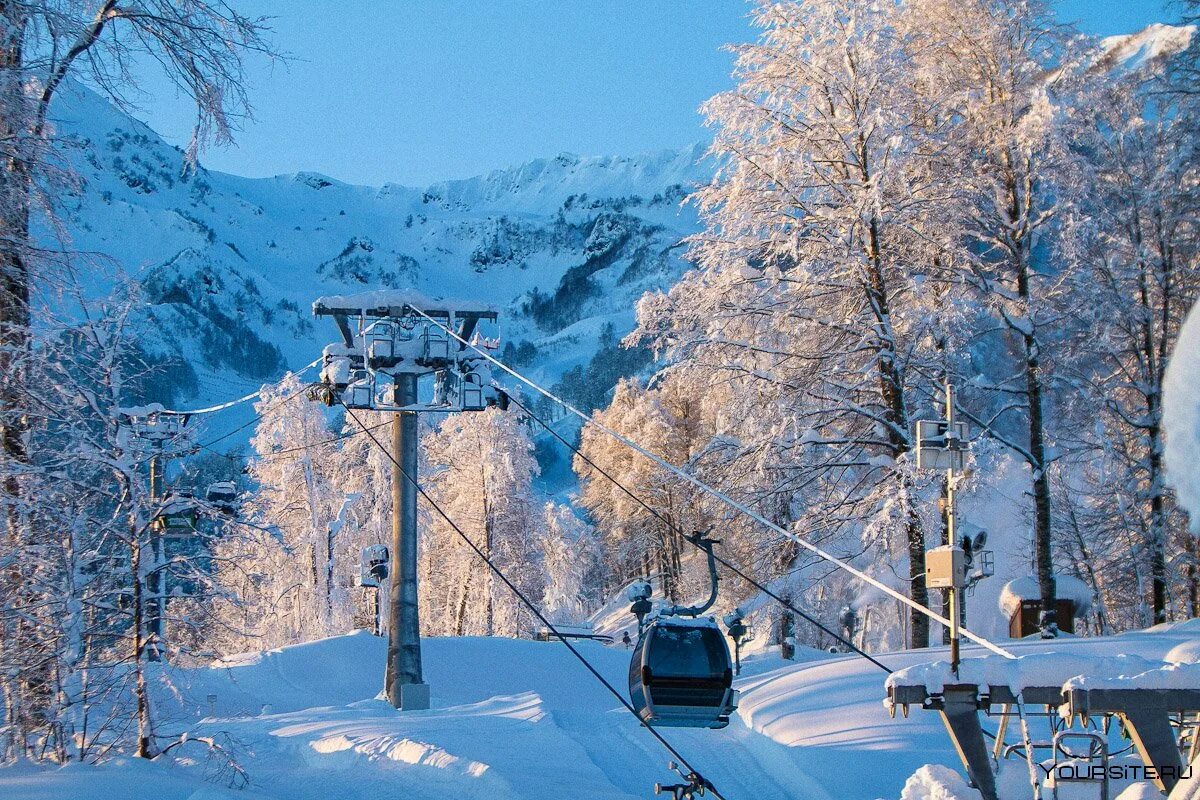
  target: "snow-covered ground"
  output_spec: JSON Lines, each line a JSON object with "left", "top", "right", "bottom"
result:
{"left": 6, "top": 622, "right": 1200, "bottom": 800}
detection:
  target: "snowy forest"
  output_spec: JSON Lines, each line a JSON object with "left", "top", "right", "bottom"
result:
{"left": 2, "top": 2, "right": 1200, "bottom": 796}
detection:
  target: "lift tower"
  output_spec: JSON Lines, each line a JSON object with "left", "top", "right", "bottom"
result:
{"left": 313, "top": 291, "right": 501, "bottom": 710}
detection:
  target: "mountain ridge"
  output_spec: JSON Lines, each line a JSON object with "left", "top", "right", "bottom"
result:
{"left": 39, "top": 83, "right": 711, "bottom": 448}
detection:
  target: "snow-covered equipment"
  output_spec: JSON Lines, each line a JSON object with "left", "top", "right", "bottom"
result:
{"left": 653, "top": 761, "right": 714, "bottom": 799}
{"left": 343, "top": 374, "right": 374, "bottom": 410}
{"left": 915, "top": 419, "right": 969, "bottom": 471}
{"left": 419, "top": 327, "right": 450, "bottom": 366}
{"left": 205, "top": 481, "right": 238, "bottom": 512}
{"left": 1048, "top": 731, "right": 1109, "bottom": 800}
{"left": 433, "top": 362, "right": 505, "bottom": 412}
{"left": 628, "top": 533, "right": 738, "bottom": 729}
{"left": 887, "top": 651, "right": 1200, "bottom": 800}
{"left": 925, "top": 545, "right": 966, "bottom": 589}
{"left": 359, "top": 544, "right": 389, "bottom": 588}
{"left": 118, "top": 404, "right": 188, "bottom": 451}
{"left": 960, "top": 529, "right": 995, "bottom": 587}
{"left": 311, "top": 291, "right": 501, "bottom": 414}
{"left": 723, "top": 611, "right": 750, "bottom": 676}
{"left": 312, "top": 291, "right": 504, "bottom": 713}
{"left": 535, "top": 622, "right": 612, "bottom": 643}
{"left": 1000, "top": 575, "right": 1092, "bottom": 638}
{"left": 918, "top": 380, "right": 976, "bottom": 676}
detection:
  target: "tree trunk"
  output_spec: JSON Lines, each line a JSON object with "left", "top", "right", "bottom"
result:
{"left": 0, "top": 5, "right": 32, "bottom": 756}
{"left": 863, "top": 213, "right": 926, "bottom": 649}
{"left": 453, "top": 569, "right": 473, "bottom": 637}
{"left": 1024, "top": 332, "right": 1056, "bottom": 636}
{"left": 131, "top": 535, "right": 153, "bottom": 758}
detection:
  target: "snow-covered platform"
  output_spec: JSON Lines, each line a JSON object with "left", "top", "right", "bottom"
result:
{"left": 886, "top": 652, "right": 1200, "bottom": 798}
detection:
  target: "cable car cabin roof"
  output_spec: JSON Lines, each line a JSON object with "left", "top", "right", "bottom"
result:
{"left": 629, "top": 616, "right": 737, "bottom": 729}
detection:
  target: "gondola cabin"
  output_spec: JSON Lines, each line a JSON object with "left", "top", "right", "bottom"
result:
{"left": 628, "top": 616, "right": 738, "bottom": 729}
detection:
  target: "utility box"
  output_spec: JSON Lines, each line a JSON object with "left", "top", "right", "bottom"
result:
{"left": 926, "top": 545, "right": 966, "bottom": 589}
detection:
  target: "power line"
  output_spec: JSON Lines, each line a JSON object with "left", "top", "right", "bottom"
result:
{"left": 193, "top": 381, "right": 314, "bottom": 451}
{"left": 411, "top": 306, "right": 1015, "bottom": 660}
{"left": 506, "top": 392, "right": 894, "bottom": 675}
{"left": 197, "top": 419, "right": 393, "bottom": 462}
{"left": 339, "top": 401, "right": 726, "bottom": 800}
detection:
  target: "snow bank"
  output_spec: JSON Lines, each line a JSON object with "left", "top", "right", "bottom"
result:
{"left": 1166, "top": 640, "right": 1200, "bottom": 664}
{"left": 998, "top": 574, "right": 1093, "bottom": 618}
{"left": 899, "top": 765, "right": 975, "bottom": 800}
{"left": 1165, "top": 301, "right": 1200, "bottom": 532}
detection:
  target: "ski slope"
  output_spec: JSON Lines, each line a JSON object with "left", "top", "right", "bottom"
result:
{"left": 4, "top": 624, "right": 1200, "bottom": 800}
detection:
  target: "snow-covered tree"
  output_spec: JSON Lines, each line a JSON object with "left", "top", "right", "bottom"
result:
{"left": 1, "top": 0, "right": 272, "bottom": 763}
{"left": 575, "top": 376, "right": 716, "bottom": 604}
{"left": 422, "top": 407, "right": 541, "bottom": 638}
{"left": 1, "top": 287, "right": 262, "bottom": 761}
{"left": 902, "top": 0, "right": 1084, "bottom": 637}
{"left": 632, "top": 0, "right": 956, "bottom": 647}
{"left": 540, "top": 502, "right": 598, "bottom": 624}
{"left": 1057, "top": 34, "right": 1200, "bottom": 627}
{"left": 233, "top": 375, "right": 347, "bottom": 646}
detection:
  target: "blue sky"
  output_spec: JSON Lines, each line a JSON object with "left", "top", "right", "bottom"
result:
{"left": 135, "top": 0, "right": 1177, "bottom": 187}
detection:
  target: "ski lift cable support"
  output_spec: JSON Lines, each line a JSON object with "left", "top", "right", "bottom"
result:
{"left": 339, "top": 401, "right": 727, "bottom": 800}
{"left": 409, "top": 306, "right": 1016, "bottom": 661}
{"left": 505, "top": 392, "right": 894, "bottom": 675}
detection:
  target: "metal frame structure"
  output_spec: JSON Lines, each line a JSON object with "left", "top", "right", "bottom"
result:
{"left": 888, "top": 680, "right": 1200, "bottom": 799}
{"left": 119, "top": 406, "right": 191, "bottom": 663}
{"left": 313, "top": 294, "right": 501, "bottom": 711}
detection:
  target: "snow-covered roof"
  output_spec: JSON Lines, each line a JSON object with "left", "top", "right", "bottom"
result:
{"left": 312, "top": 289, "right": 496, "bottom": 315}
{"left": 998, "top": 574, "right": 1093, "bottom": 618}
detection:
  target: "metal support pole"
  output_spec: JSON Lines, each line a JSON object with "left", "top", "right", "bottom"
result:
{"left": 946, "top": 379, "right": 960, "bottom": 678}
{"left": 949, "top": 587, "right": 960, "bottom": 677}
{"left": 146, "top": 450, "right": 163, "bottom": 662}
{"left": 385, "top": 373, "right": 429, "bottom": 710}
{"left": 373, "top": 587, "right": 381, "bottom": 637}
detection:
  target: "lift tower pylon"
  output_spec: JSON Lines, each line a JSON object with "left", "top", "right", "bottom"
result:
{"left": 388, "top": 372, "right": 420, "bottom": 705}
{"left": 313, "top": 291, "right": 502, "bottom": 711}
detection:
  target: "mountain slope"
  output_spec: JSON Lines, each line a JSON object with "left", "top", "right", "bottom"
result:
{"left": 40, "top": 84, "right": 710, "bottom": 446}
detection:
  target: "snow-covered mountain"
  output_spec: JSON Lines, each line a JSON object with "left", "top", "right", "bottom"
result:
{"left": 40, "top": 84, "right": 710, "bottom": 443}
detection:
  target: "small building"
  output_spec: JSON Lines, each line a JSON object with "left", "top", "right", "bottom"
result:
{"left": 999, "top": 574, "right": 1093, "bottom": 637}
